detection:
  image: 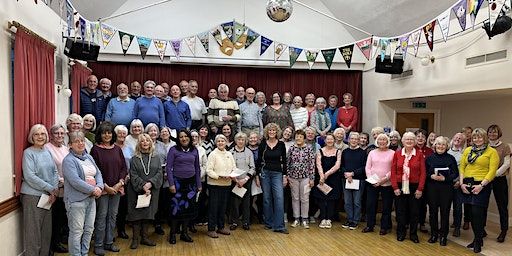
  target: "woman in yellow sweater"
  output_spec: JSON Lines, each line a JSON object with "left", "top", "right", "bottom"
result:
{"left": 459, "top": 128, "right": 499, "bottom": 253}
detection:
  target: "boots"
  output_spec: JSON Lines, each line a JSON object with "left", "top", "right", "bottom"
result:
{"left": 428, "top": 232, "right": 438, "bottom": 243}
{"left": 140, "top": 222, "right": 156, "bottom": 246}
{"left": 130, "top": 221, "right": 141, "bottom": 249}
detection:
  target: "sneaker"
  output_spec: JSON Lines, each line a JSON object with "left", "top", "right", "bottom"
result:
{"left": 349, "top": 223, "right": 358, "bottom": 230}
{"left": 302, "top": 220, "right": 310, "bottom": 229}
{"left": 207, "top": 231, "right": 219, "bottom": 238}
{"left": 104, "top": 244, "right": 120, "bottom": 252}
{"left": 217, "top": 228, "right": 231, "bottom": 235}
{"left": 319, "top": 219, "right": 326, "bottom": 229}
{"left": 325, "top": 220, "right": 332, "bottom": 229}
{"left": 284, "top": 213, "right": 288, "bottom": 223}
{"left": 309, "top": 217, "right": 316, "bottom": 224}
{"left": 94, "top": 247, "right": 105, "bottom": 256}
{"left": 341, "top": 221, "right": 350, "bottom": 229}
{"left": 290, "top": 220, "right": 300, "bottom": 228}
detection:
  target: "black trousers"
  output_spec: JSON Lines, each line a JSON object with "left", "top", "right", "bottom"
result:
{"left": 395, "top": 183, "right": 420, "bottom": 237}
{"left": 366, "top": 185, "right": 393, "bottom": 230}
{"left": 467, "top": 204, "right": 487, "bottom": 241}
{"left": 318, "top": 199, "right": 336, "bottom": 220}
{"left": 229, "top": 179, "right": 252, "bottom": 225}
{"left": 419, "top": 184, "right": 428, "bottom": 226}
{"left": 155, "top": 186, "right": 171, "bottom": 226}
{"left": 208, "top": 185, "right": 230, "bottom": 231}
{"left": 195, "top": 181, "right": 209, "bottom": 224}
{"left": 51, "top": 197, "right": 68, "bottom": 247}
{"left": 427, "top": 182, "right": 453, "bottom": 237}
{"left": 116, "top": 193, "right": 128, "bottom": 233}
{"left": 492, "top": 176, "right": 509, "bottom": 231}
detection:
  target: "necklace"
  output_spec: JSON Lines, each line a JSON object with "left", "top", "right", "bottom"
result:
{"left": 139, "top": 153, "right": 152, "bottom": 176}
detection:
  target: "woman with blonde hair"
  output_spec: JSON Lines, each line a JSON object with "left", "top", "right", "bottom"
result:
{"left": 82, "top": 114, "right": 97, "bottom": 144}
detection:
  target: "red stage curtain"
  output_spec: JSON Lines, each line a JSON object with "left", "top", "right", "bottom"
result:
{"left": 13, "top": 29, "right": 55, "bottom": 195}
{"left": 88, "top": 62, "right": 362, "bottom": 129}
{"left": 71, "top": 63, "right": 92, "bottom": 113}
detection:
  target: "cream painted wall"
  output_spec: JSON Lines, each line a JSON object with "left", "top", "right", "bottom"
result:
{"left": 0, "top": 1, "right": 70, "bottom": 255}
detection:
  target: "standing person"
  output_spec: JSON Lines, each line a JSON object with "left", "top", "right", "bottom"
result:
{"left": 282, "top": 92, "right": 293, "bottom": 108}
{"left": 415, "top": 129, "right": 433, "bottom": 233}
{"left": 90, "top": 122, "right": 127, "bottom": 255}
{"left": 235, "top": 86, "right": 246, "bottom": 105}
{"left": 333, "top": 128, "right": 348, "bottom": 151}
{"left": 179, "top": 80, "right": 189, "bottom": 97}
{"left": 82, "top": 114, "right": 97, "bottom": 144}
{"left": 21, "top": 124, "right": 59, "bottom": 256}
{"left": 448, "top": 132, "right": 466, "bottom": 237}
{"left": 310, "top": 97, "right": 331, "bottom": 146}
{"left": 206, "top": 88, "right": 217, "bottom": 108}
{"left": 305, "top": 126, "right": 320, "bottom": 154}
{"left": 62, "top": 131, "right": 104, "bottom": 256}
{"left": 154, "top": 85, "right": 169, "bottom": 103}
{"left": 238, "top": 87, "right": 263, "bottom": 136}
{"left": 248, "top": 132, "right": 264, "bottom": 223}
{"left": 256, "top": 123, "right": 289, "bottom": 234}
{"left": 262, "top": 92, "right": 294, "bottom": 131}
{"left": 459, "top": 128, "right": 498, "bottom": 253}
{"left": 359, "top": 132, "right": 370, "bottom": 151}
{"left": 206, "top": 135, "right": 237, "bottom": 238}
{"left": 164, "top": 85, "right": 192, "bottom": 132}
{"left": 191, "top": 130, "right": 209, "bottom": 226}
{"left": 281, "top": 126, "right": 295, "bottom": 152}
{"left": 304, "top": 93, "right": 316, "bottom": 126}
{"left": 207, "top": 84, "right": 240, "bottom": 135}
{"left": 228, "top": 132, "right": 256, "bottom": 230}
{"left": 289, "top": 96, "right": 308, "bottom": 131}
{"left": 126, "top": 134, "right": 163, "bottom": 249}
{"left": 389, "top": 130, "right": 402, "bottom": 151}
{"left": 366, "top": 127, "right": 385, "bottom": 153}
{"left": 255, "top": 91, "right": 267, "bottom": 114}
{"left": 391, "top": 132, "right": 426, "bottom": 243}
{"left": 130, "top": 81, "right": 142, "bottom": 100}
{"left": 105, "top": 83, "right": 136, "bottom": 127}
{"left": 312, "top": 133, "right": 342, "bottom": 229}
{"left": 198, "top": 124, "right": 215, "bottom": 155}
{"left": 336, "top": 92, "right": 358, "bottom": 134}
{"left": 462, "top": 126, "right": 473, "bottom": 147}
{"left": 362, "top": 133, "right": 394, "bottom": 235}
{"left": 80, "top": 75, "right": 107, "bottom": 122}
{"left": 114, "top": 125, "right": 133, "bottom": 240}
{"left": 341, "top": 132, "right": 367, "bottom": 230}
{"left": 161, "top": 82, "right": 171, "bottom": 98}
{"left": 99, "top": 78, "right": 114, "bottom": 102}
{"left": 133, "top": 80, "right": 165, "bottom": 128}
{"left": 425, "top": 136, "right": 459, "bottom": 246}
{"left": 427, "top": 132, "right": 437, "bottom": 149}
{"left": 326, "top": 95, "right": 339, "bottom": 132}
{"left": 166, "top": 130, "right": 202, "bottom": 244}
{"left": 125, "top": 119, "right": 144, "bottom": 153}
{"left": 182, "top": 80, "right": 207, "bottom": 130}
{"left": 487, "top": 124, "right": 511, "bottom": 242}
{"left": 221, "top": 124, "right": 235, "bottom": 150}
{"left": 287, "top": 130, "right": 315, "bottom": 229}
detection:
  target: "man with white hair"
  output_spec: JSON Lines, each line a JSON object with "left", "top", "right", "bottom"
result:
{"left": 105, "top": 83, "right": 136, "bottom": 127}
{"left": 133, "top": 80, "right": 166, "bottom": 128}
{"left": 99, "top": 78, "right": 113, "bottom": 100}
{"left": 80, "top": 75, "right": 108, "bottom": 122}
{"left": 207, "top": 83, "right": 240, "bottom": 134}
{"left": 238, "top": 87, "right": 262, "bottom": 136}
{"left": 182, "top": 80, "right": 207, "bottom": 130}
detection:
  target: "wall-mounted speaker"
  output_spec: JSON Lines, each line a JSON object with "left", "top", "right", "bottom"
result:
{"left": 375, "top": 55, "right": 404, "bottom": 74}
{"left": 64, "top": 38, "right": 100, "bottom": 61}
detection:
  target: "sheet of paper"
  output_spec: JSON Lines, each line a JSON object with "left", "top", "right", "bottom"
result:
{"left": 345, "top": 179, "right": 360, "bottom": 190}
{"left": 219, "top": 109, "right": 228, "bottom": 122}
{"left": 365, "top": 174, "right": 380, "bottom": 185}
{"left": 251, "top": 179, "right": 263, "bottom": 196}
{"left": 434, "top": 167, "right": 449, "bottom": 176}
{"left": 232, "top": 186, "right": 247, "bottom": 198}
{"left": 303, "top": 183, "right": 311, "bottom": 195}
{"left": 136, "top": 194, "right": 151, "bottom": 208}
{"left": 37, "top": 194, "right": 52, "bottom": 210}
{"left": 229, "top": 168, "right": 246, "bottom": 178}
{"left": 317, "top": 183, "right": 332, "bottom": 195}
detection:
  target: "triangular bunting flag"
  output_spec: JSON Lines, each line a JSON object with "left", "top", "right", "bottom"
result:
{"left": 489, "top": 0, "right": 507, "bottom": 30}
{"left": 339, "top": 44, "right": 354, "bottom": 68}
{"left": 100, "top": 22, "right": 117, "bottom": 48}
{"left": 469, "top": 0, "right": 485, "bottom": 28}
{"left": 79, "top": 17, "right": 86, "bottom": 41}
{"left": 379, "top": 39, "right": 390, "bottom": 62}
{"left": 370, "top": 36, "right": 381, "bottom": 60}
{"left": 245, "top": 29, "right": 260, "bottom": 49}
{"left": 399, "top": 35, "right": 410, "bottom": 59}
{"left": 118, "top": 31, "right": 134, "bottom": 55}
{"left": 221, "top": 21, "right": 234, "bottom": 42}
{"left": 274, "top": 42, "right": 288, "bottom": 62}
{"left": 356, "top": 37, "right": 372, "bottom": 61}
{"left": 410, "top": 30, "right": 422, "bottom": 57}
{"left": 65, "top": 0, "right": 74, "bottom": 37}
{"left": 452, "top": 0, "right": 467, "bottom": 31}
{"left": 184, "top": 36, "right": 196, "bottom": 56}
{"left": 423, "top": 21, "right": 436, "bottom": 52}
{"left": 234, "top": 26, "right": 248, "bottom": 50}
{"left": 389, "top": 39, "right": 398, "bottom": 61}
{"left": 197, "top": 31, "right": 209, "bottom": 53}
{"left": 305, "top": 50, "right": 318, "bottom": 69}
{"left": 170, "top": 39, "right": 181, "bottom": 60}
{"left": 437, "top": 9, "right": 451, "bottom": 42}
{"left": 321, "top": 49, "right": 336, "bottom": 69}
{"left": 211, "top": 26, "right": 223, "bottom": 46}
{"left": 233, "top": 22, "right": 246, "bottom": 44}
{"left": 153, "top": 39, "right": 167, "bottom": 61}
{"left": 289, "top": 47, "right": 303, "bottom": 68}
{"left": 260, "top": 36, "right": 273, "bottom": 56}
{"left": 136, "top": 36, "right": 151, "bottom": 60}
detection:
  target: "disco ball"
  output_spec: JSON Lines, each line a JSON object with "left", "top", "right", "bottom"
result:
{"left": 266, "top": 0, "right": 293, "bottom": 22}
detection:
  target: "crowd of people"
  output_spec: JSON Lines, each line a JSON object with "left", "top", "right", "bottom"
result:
{"left": 21, "top": 75, "right": 510, "bottom": 255}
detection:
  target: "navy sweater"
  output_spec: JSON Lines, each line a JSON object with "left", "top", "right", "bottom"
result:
{"left": 341, "top": 147, "right": 367, "bottom": 180}
{"left": 425, "top": 152, "right": 459, "bottom": 184}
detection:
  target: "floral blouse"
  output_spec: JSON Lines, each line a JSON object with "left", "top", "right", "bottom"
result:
{"left": 286, "top": 144, "right": 316, "bottom": 180}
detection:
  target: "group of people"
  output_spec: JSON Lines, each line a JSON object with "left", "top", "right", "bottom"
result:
{"left": 20, "top": 78, "right": 509, "bottom": 255}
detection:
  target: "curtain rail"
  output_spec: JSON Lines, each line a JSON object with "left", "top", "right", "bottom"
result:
{"left": 7, "top": 21, "right": 57, "bottom": 49}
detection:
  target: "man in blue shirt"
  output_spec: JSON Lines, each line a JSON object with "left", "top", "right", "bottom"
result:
{"left": 105, "top": 83, "right": 135, "bottom": 127}
{"left": 164, "top": 85, "right": 191, "bottom": 131}
{"left": 133, "top": 80, "right": 166, "bottom": 128}
{"left": 80, "top": 75, "right": 107, "bottom": 122}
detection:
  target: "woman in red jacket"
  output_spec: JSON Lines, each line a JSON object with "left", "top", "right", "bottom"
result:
{"left": 391, "top": 131, "right": 426, "bottom": 243}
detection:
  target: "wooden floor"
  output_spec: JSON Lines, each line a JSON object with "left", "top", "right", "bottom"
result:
{"left": 56, "top": 221, "right": 479, "bottom": 256}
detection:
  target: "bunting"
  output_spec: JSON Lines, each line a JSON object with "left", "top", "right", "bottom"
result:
{"left": 100, "top": 22, "right": 116, "bottom": 48}
{"left": 423, "top": 21, "right": 436, "bottom": 51}
{"left": 379, "top": 39, "right": 390, "bottom": 62}
{"left": 469, "top": 0, "right": 485, "bottom": 28}
{"left": 321, "top": 49, "right": 336, "bottom": 69}
{"left": 233, "top": 22, "right": 246, "bottom": 44}
{"left": 137, "top": 36, "right": 151, "bottom": 60}
{"left": 65, "top": 0, "right": 74, "bottom": 37}
{"left": 389, "top": 39, "right": 398, "bottom": 61}
{"left": 399, "top": 35, "right": 409, "bottom": 59}
{"left": 489, "top": 0, "right": 507, "bottom": 30}
{"left": 221, "top": 21, "right": 234, "bottom": 42}
{"left": 170, "top": 39, "right": 181, "bottom": 60}
{"left": 260, "top": 36, "right": 273, "bottom": 56}
{"left": 355, "top": 37, "right": 372, "bottom": 60}
{"left": 234, "top": 25, "right": 248, "bottom": 50}
{"left": 211, "top": 26, "right": 223, "bottom": 46}
{"left": 370, "top": 36, "right": 381, "bottom": 60}
{"left": 197, "top": 31, "right": 209, "bottom": 53}
{"left": 118, "top": 31, "right": 134, "bottom": 55}
{"left": 79, "top": 17, "right": 86, "bottom": 41}
{"left": 153, "top": 39, "right": 168, "bottom": 61}
{"left": 452, "top": 0, "right": 467, "bottom": 31}
{"left": 339, "top": 44, "right": 354, "bottom": 68}
{"left": 184, "top": 36, "right": 196, "bottom": 56}
{"left": 437, "top": 9, "right": 451, "bottom": 42}
{"left": 245, "top": 28, "right": 260, "bottom": 49}
{"left": 289, "top": 47, "right": 303, "bottom": 67}
{"left": 410, "top": 30, "right": 422, "bottom": 57}
{"left": 305, "top": 50, "right": 318, "bottom": 69}
{"left": 274, "top": 42, "right": 288, "bottom": 62}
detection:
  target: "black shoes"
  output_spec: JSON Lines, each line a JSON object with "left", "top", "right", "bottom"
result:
{"left": 439, "top": 237, "right": 447, "bottom": 246}
{"left": 168, "top": 234, "right": 177, "bottom": 244}
{"left": 118, "top": 230, "right": 129, "bottom": 239}
{"left": 180, "top": 233, "right": 194, "bottom": 243}
{"left": 154, "top": 225, "right": 165, "bottom": 235}
{"left": 410, "top": 235, "right": 420, "bottom": 243}
{"left": 497, "top": 230, "right": 507, "bottom": 243}
{"left": 452, "top": 228, "right": 460, "bottom": 237}
{"left": 52, "top": 243, "right": 68, "bottom": 253}
{"left": 428, "top": 235, "right": 438, "bottom": 243}
{"left": 242, "top": 224, "right": 250, "bottom": 230}
{"left": 397, "top": 234, "right": 405, "bottom": 241}
{"left": 189, "top": 225, "right": 198, "bottom": 233}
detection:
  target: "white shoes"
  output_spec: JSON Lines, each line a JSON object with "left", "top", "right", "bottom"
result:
{"left": 290, "top": 220, "right": 300, "bottom": 228}
{"left": 319, "top": 219, "right": 326, "bottom": 228}
{"left": 324, "top": 220, "right": 332, "bottom": 229}
{"left": 302, "top": 220, "right": 310, "bottom": 229}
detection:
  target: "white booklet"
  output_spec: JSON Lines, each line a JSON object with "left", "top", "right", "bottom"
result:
{"left": 251, "top": 179, "right": 263, "bottom": 196}
{"left": 317, "top": 183, "right": 332, "bottom": 195}
{"left": 303, "top": 183, "right": 312, "bottom": 195}
{"left": 219, "top": 109, "right": 228, "bottom": 122}
{"left": 229, "top": 168, "right": 246, "bottom": 178}
{"left": 232, "top": 186, "right": 247, "bottom": 198}
{"left": 345, "top": 179, "right": 360, "bottom": 190}
{"left": 365, "top": 174, "right": 380, "bottom": 185}
{"left": 37, "top": 194, "right": 52, "bottom": 210}
{"left": 136, "top": 194, "right": 151, "bottom": 208}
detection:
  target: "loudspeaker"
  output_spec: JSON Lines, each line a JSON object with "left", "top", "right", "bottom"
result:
{"left": 375, "top": 55, "right": 404, "bottom": 74}
{"left": 483, "top": 15, "right": 512, "bottom": 39}
{"left": 64, "top": 38, "right": 100, "bottom": 61}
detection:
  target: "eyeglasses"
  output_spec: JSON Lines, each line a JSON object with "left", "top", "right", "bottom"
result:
{"left": 53, "top": 132, "right": 65, "bottom": 135}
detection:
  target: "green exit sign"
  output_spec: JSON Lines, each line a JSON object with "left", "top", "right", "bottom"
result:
{"left": 412, "top": 101, "right": 427, "bottom": 108}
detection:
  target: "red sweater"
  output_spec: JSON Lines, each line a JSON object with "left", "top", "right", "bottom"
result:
{"left": 336, "top": 106, "right": 358, "bottom": 131}
{"left": 391, "top": 148, "right": 426, "bottom": 191}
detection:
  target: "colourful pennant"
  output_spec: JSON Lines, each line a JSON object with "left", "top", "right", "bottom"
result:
{"left": 399, "top": 35, "right": 410, "bottom": 59}
{"left": 79, "top": 17, "right": 86, "bottom": 41}
{"left": 371, "top": 36, "right": 381, "bottom": 60}
{"left": 438, "top": 9, "right": 451, "bottom": 42}
{"left": 389, "top": 39, "right": 398, "bottom": 61}
{"left": 118, "top": 31, "right": 134, "bottom": 55}
{"left": 170, "top": 40, "right": 181, "bottom": 60}
{"left": 469, "top": 0, "right": 485, "bottom": 28}
{"left": 355, "top": 37, "right": 372, "bottom": 60}
{"left": 321, "top": 49, "right": 336, "bottom": 69}
{"left": 136, "top": 36, "right": 151, "bottom": 60}
{"left": 410, "top": 30, "right": 422, "bottom": 57}
{"left": 211, "top": 26, "right": 223, "bottom": 46}
{"left": 184, "top": 36, "right": 196, "bottom": 56}
{"left": 339, "top": 44, "right": 354, "bottom": 68}
{"left": 489, "top": 0, "right": 507, "bottom": 30}
{"left": 289, "top": 47, "right": 303, "bottom": 68}
{"left": 65, "top": 0, "right": 73, "bottom": 37}
{"left": 274, "top": 42, "right": 288, "bottom": 62}
{"left": 260, "top": 36, "right": 273, "bottom": 56}
{"left": 197, "top": 31, "right": 209, "bottom": 53}
{"left": 100, "top": 22, "right": 116, "bottom": 48}
{"left": 452, "top": 0, "right": 467, "bottom": 31}
{"left": 233, "top": 22, "right": 246, "bottom": 45}
{"left": 305, "top": 50, "right": 318, "bottom": 69}
{"left": 153, "top": 39, "right": 167, "bottom": 61}
{"left": 423, "top": 21, "right": 436, "bottom": 52}
{"left": 221, "top": 21, "right": 234, "bottom": 42}
{"left": 234, "top": 26, "right": 248, "bottom": 50}
{"left": 245, "top": 29, "right": 260, "bottom": 49}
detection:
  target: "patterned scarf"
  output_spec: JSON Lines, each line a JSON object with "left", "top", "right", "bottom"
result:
{"left": 401, "top": 151, "right": 413, "bottom": 194}
{"left": 315, "top": 110, "right": 330, "bottom": 131}
{"left": 468, "top": 144, "right": 487, "bottom": 164}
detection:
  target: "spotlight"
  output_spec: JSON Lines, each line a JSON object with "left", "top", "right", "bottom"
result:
{"left": 483, "top": 15, "right": 512, "bottom": 39}
{"left": 421, "top": 55, "right": 435, "bottom": 66}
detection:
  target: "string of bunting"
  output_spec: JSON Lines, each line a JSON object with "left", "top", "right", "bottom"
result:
{"left": 63, "top": 0, "right": 509, "bottom": 69}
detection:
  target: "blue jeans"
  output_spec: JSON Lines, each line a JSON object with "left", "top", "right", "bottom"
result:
{"left": 66, "top": 197, "right": 96, "bottom": 256}
{"left": 343, "top": 179, "right": 365, "bottom": 224}
{"left": 94, "top": 194, "right": 120, "bottom": 247}
{"left": 260, "top": 169, "right": 285, "bottom": 231}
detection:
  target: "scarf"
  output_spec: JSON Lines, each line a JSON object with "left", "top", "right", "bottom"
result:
{"left": 401, "top": 151, "right": 413, "bottom": 194}
{"left": 468, "top": 145, "right": 488, "bottom": 164}
{"left": 315, "top": 110, "right": 330, "bottom": 131}
{"left": 70, "top": 149, "right": 88, "bottom": 161}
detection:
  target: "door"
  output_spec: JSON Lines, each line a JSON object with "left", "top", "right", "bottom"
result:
{"left": 395, "top": 113, "right": 435, "bottom": 135}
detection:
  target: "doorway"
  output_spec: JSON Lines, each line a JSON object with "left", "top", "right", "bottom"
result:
{"left": 395, "top": 112, "right": 435, "bottom": 134}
